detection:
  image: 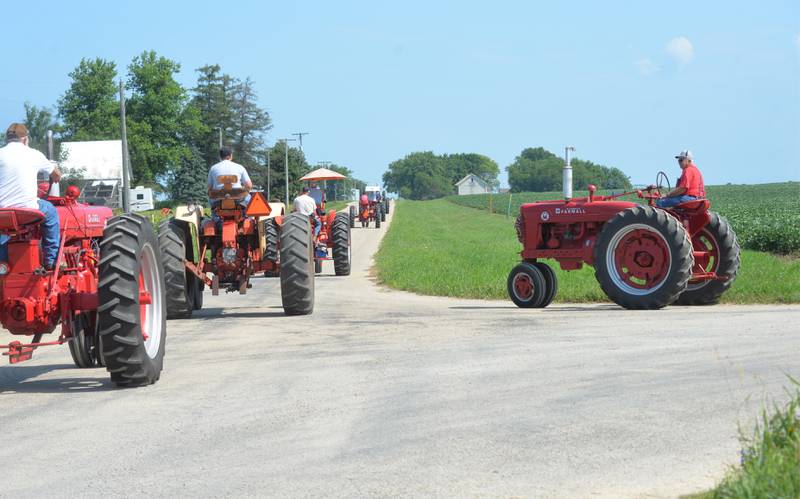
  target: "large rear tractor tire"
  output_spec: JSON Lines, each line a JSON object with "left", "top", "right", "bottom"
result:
{"left": 263, "top": 217, "right": 280, "bottom": 277}
{"left": 157, "top": 220, "right": 196, "bottom": 319}
{"left": 279, "top": 212, "right": 315, "bottom": 315}
{"left": 594, "top": 205, "right": 693, "bottom": 310}
{"left": 98, "top": 214, "right": 166, "bottom": 387}
{"left": 349, "top": 205, "right": 356, "bottom": 229}
{"left": 675, "top": 211, "right": 740, "bottom": 305}
{"left": 332, "top": 211, "right": 351, "bottom": 276}
{"left": 508, "top": 262, "right": 547, "bottom": 308}
{"left": 375, "top": 205, "right": 382, "bottom": 229}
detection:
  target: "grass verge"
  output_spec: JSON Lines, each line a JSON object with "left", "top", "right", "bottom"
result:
{"left": 684, "top": 381, "right": 800, "bottom": 498}
{"left": 374, "top": 199, "right": 800, "bottom": 303}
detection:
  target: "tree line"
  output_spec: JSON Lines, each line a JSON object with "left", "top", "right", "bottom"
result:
{"left": 382, "top": 147, "right": 631, "bottom": 200}
{"left": 12, "top": 52, "right": 364, "bottom": 203}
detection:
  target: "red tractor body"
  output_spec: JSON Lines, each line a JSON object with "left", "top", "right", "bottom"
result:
{"left": 353, "top": 191, "right": 383, "bottom": 229}
{"left": 509, "top": 184, "right": 739, "bottom": 310}
{"left": 0, "top": 188, "right": 167, "bottom": 387}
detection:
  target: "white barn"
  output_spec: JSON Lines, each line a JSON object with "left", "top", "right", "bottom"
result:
{"left": 455, "top": 174, "right": 490, "bottom": 195}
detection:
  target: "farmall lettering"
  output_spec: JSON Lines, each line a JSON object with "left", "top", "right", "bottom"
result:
{"left": 554, "top": 207, "right": 586, "bottom": 216}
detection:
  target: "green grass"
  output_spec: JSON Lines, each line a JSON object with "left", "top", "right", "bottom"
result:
{"left": 375, "top": 199, "right": 800, "bottom": 303}
{"left": 448, "top": 182, "right": 800, "bottom": 254}
{"left": 685, "top": 381, "right": 800, "bottom": 499}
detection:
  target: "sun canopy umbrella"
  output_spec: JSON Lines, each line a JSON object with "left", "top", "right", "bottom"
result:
{"left": 299, "top": 168, "right": 347, "bottom": 182}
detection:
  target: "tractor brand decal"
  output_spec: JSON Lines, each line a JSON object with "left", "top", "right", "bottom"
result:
{"left": 86, "top": 214, "right": 100, "bottom": 224}
{"left": 555, "top": 207, "right": 586, "bottom": 215}
{"left": 540, "top": 211, "right": 550, "bottom": 221}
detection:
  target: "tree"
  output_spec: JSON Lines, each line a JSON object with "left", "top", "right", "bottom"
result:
{"left": 507, "top": 147, "right": 631, "bottom": 192}
{"left": 189, "top": 64, "right": 234, "bottom": 165}
{"left": 231, "top": 77, "right": 271, "bottom": 171}
{"left": 262, "top": 143, "right": 311, "bottom": 203}
{"left": 23, "top": 102, "right": 59, "bottom": 154}
{"left": 170, "top": 146, "right": 208, "bottom": 203}
{"left": 125, "top": 51, "right": 201, "bottom": 184}
{"left": 382, "top": 151, "right": 499, "bottom": 200}
{"left": 57, "top": 58, "right": 119, "bottom": 141}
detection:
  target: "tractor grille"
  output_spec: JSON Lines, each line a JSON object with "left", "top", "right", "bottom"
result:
{"left": 515, "top": 214, "right": 525, "bottom": 243}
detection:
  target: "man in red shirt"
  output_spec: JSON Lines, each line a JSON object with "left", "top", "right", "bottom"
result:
{"left": 656, "top": 149, "right": 705, "bottom": 208}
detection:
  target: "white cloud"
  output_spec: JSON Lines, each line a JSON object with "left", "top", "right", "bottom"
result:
{"left": 635, "top": 58, "right": 660, "bottom": 76}
{"left": 666, "top": 36, "right": 694, "bottom": 64}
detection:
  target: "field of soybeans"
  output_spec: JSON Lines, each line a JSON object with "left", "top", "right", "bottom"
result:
{"left": 447, "top": 182, "right": 800, "bottom": 254}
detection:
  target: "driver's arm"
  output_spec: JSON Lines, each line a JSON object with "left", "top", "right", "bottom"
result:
{"left": 240, "top": 168, "right": 252, "bottom": 191}
{"left": 667, "top": 186, "right": 687, "bottom": 197}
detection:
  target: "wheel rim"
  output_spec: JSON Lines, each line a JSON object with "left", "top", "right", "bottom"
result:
{"left": 139, "top": 243, "right": 163, "bottom": 359}
{"left": 686, "top": 227, "right": 720, "bottom": 290}
{"left": 606, "top": 223, "right": 672, "bottom": 295}
{"left": 512, "top": 272, "right": 535, "bottom": 302}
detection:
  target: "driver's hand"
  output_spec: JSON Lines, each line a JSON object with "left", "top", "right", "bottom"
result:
{"left": 49, "top": 168, "right": 62, "bottom": 182}
{"left": 646, "top": 184, "right": 657, "bottom": 191}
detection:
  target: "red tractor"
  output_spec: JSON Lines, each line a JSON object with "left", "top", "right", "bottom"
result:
{"left": 158, "top": 176, "right": 314, "bottom": 318}
{"left": 0, "top": 185, "right": 166, "bottom": 387}
{"left": 508, "top": 171, "right": 740, "bottom": 310}
{"left": 298, "top": 172, "right": 352, "bottom": 276}
{"left": 350, "top": 187, "right": 384, "bottom": 229}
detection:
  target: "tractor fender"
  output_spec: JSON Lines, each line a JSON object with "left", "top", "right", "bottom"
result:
{"left": 168, "top": 218, "right": 201, "bottom": 264}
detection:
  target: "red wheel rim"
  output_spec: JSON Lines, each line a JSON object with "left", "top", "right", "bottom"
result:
{"left": 512, "top": 272, "right": 535, "bottom": 301}
{"left": 688, "top": 228, "right": 720, "bottom": 287}
{"left": 608, "top": 224, "right": 671, "bottom": 294}
{"left": 139, "top": 272, "right": 151, "bottom": 341}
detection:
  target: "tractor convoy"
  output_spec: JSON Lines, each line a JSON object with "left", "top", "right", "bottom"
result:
{"left": 351, "top": 185, "right": 386, "bottom": 229}
{"left": 508, "top": 167, "right": 740, "bottom": 310}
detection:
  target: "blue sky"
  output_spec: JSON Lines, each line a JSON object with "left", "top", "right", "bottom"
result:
{"left": 1, "top": 0, "right": 798, "bottom": 187}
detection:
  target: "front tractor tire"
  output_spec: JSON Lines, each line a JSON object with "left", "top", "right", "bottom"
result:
{"left": 98, "top": 214, "right": 166, "bottom": 387}
{"left": 332, "top": 211, "right": 351, "bottom": 276}
{"left": 279, "top": 212, "right": 315, "bottom": 315}
{"left": 508, "top": 262, "right": 547, "bottom": 308}
{"left": 594, "top": 205, "right": 693, "bottom": 310}
{"left": 675, "top": 211, "right": 740, "bottom": 305}
{"left": 157, "top": 220, "right": 199, "bottom": 319}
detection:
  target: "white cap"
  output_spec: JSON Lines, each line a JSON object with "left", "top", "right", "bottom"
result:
{"left": 675, "top": 149, "right": 693, "bottom": 160}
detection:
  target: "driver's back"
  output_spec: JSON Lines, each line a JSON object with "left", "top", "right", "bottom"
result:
{"left": 207, "top": 159, "right": 250, "bottom": 191}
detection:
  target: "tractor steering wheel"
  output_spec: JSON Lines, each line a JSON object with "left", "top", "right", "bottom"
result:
{"left": 656, "top": 171, "right": 671, "bottom": 195}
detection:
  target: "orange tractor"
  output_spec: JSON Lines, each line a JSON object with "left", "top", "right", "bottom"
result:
{"left": 350, "top": 186, "right": 384, "bottom": 229}
{"left": 158, "top": 174, "right": 315, "bottom": 318}
{"left": 298, "top": 168, "right": 352, "bottom": 276}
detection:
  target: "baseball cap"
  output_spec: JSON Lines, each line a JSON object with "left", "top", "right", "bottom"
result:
{"left": 5, "top": 123, "right": 28, "bottom": 141}
{"left": 675, "top": 150, "right": 693, "bottom": 160}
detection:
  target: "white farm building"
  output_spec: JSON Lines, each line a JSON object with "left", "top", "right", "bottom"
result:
{"left": 455, "top": 174, "right": 491, "bottom": 195}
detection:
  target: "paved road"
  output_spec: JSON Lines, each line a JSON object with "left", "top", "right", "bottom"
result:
{"left": 2, "top": 208, "right": 799, "bottom": 498}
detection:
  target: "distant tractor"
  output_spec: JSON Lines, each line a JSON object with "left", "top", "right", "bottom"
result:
{"left": 353, "top": 186, "right": 384, "bottom": 229}
{"left": 509, "top": 166, "right": 740, "bottom": 310}
{"left": 158, "top": 176, "right": 315, "bottom": 318}
{"left": 298, "top": 168, "right": 352, "bottom": 276}
{"left": 0, "top": 185, "right": 167, "bottom": 387}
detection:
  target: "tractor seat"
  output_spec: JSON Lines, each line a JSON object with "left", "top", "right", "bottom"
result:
{"left": 673, "top": 198, "right": 710, "bottom": 213}
{"left": 0, "top": 208, "right": 45, "bottom": 232}
{"left": 209, "top": 188, "right": 248, "bottom": 201}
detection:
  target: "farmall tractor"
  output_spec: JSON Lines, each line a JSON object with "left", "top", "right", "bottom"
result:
{"left": 298, "top": 168, "right": 352, "bottom": 276}
{"left": 350, "top": 186, "right": 384, "bottom": 229}
{"left": 158, "top": 175, "right": 314, "bottom": 318}
{"left": 508, "top": 160, "right": 740, "bottom": 310}
{"left": 0, "top": 184, "right": 167, "bottom": 387}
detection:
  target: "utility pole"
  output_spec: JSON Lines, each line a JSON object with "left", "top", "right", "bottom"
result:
{"left": 266, "top": 148, "right": 271, "bottom": 200}
{"left": 292, "top": 131, "right": 310, "bottom": 151}
{"left": 215, "top": 127, "right": 223, "bottom": 148}
{"left": 119, "top": 80, "right": 131, "bottom": 212}
{"left": 280, "top": 138, "right": 297, "bottom": 206}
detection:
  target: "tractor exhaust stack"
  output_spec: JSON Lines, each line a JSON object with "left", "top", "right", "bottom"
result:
{"left": 563, "top": 146, "right": 575, "bottom": 201}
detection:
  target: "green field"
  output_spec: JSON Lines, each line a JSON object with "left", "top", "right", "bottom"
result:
{"left": 375, "top": 198, "right": 800, "bottom": 304}
{"left": 448, "top": 182, "right": 800, "bottom": 254}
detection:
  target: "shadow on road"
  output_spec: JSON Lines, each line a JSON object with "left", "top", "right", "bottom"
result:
{"left": 448, "top": 306, "right": 517, "bottom": 310}
{"left": 192, "top": 307, "right": 288, "bottom": 320}
{"left": 0, "top": 363, "right": 112, "bottom": 394}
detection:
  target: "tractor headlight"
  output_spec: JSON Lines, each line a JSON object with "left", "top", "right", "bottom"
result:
{"left": 222, "top": 248, "right": 238, "bottom": 263}
{"left": 0, "top": 262, "right": 8, "bottom": 275}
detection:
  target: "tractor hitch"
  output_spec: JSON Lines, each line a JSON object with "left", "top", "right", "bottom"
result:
{"left": 1, "top": 338, "right": 67, "bottom": 364}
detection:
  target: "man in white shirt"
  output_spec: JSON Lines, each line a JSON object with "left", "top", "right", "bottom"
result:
{"left": 0, "top": 123, "right": 62, "bottom": 268}
{"left": 293, "top": 186, "right": 320, "bottom": 237}
{"left": 207, "top": 146, "right": 252, "bottom": 208}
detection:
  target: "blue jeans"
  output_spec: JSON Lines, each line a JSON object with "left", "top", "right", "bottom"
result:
{"left": 656, "top": 195, "right": 697, "bottom": 209}
{"left": 0, "top": 200, "right": 60, "bottom": 267}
